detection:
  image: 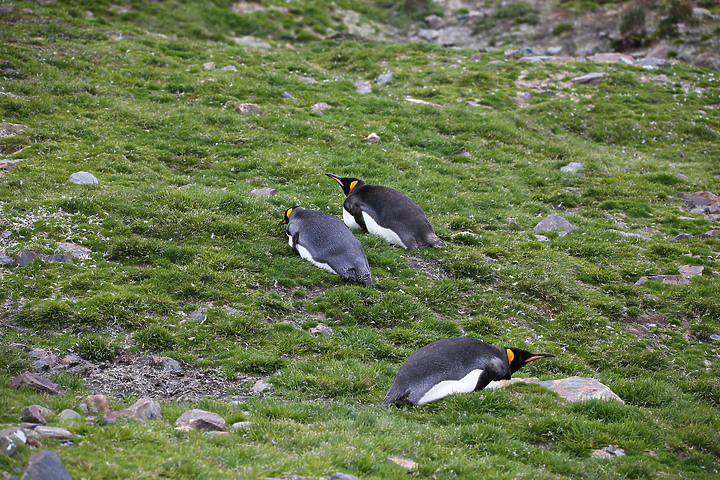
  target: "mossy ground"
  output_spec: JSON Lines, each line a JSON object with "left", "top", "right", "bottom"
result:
{"left": 1, "top": 1, "right": 719, "bottom": 479}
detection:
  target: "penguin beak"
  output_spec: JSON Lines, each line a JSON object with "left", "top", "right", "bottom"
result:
{"left": 325, "top": 173, "right": 343, "bottom": 186}
{"left": 279, "top": 219, "right": 288, "bottom": 225}
{"left": 525, "top": 353, "right": 555, "bottom": 363}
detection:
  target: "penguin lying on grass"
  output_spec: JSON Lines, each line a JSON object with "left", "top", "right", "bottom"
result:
{"left": 281, "top": 206, "right": 374, "bottom": 287}
{"left": 383, "top": 337, "right": 554, "bottom": 406}
{"left": 325, "top": 173, "right": 445, "bottom": 250}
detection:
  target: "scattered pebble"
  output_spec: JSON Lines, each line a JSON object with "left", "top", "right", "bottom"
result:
{"left": 69, "top": 171, "right": 98, "bottom": 184}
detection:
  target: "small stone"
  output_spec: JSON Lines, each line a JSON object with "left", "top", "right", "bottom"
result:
{"left": 22, "top": 405, "right": 50, "bottom": 425}
{"left": 635, "top": 275, "right": 691, "bottom": 286}
{"left": 59, "top": 409, "right": 81, "bottom": 420}
{"left": 591, "top": 445, "right": 625, "bottom": 459}
{"left": 376, "top": 72, "right": 393, "bottom": 85}
{"left": 175, "top": 409, "right": 226, "bottom": 431}
{"left": 329, "top": 474, "right": 362, "bottom": 480}
{"left": 534, "top": 235, "right": 549, "bottom": 242}
{"left": 424, "top": 14, "right": 443, "bottom": 29}
{"left": 708, "top": 334, "right": 720, "bottom": 342}
{"left": 69, "top": 171, "right": 99, "bottom": 184}
{"left": 533, "top": 213, "right": 577, "bottom": 232}
{"left": 310, "top": 323, "right": 334, "bottom": 336}
{"left": 282, "top": 92, "right": 296, "bottom": 99}
{"left": 251, "top": 187, "right": 276, "bottom": 197}
{"left": 10, "top": 372, "right": 65, "bottom": 396}
{"left": 29, "top": 349, "right": 59, "bottom": 371}
{"left": 673, "top": 233, "right": 694, "bottom": 240}
{"left": 0, "top": 436, "right": 17, "bottom": 457}
{"left": 547, "top": 46, "right": 563, "bottom": 55}
{"left": 21, "top": 450, "right": 71, "bottom": 480}
{"left": 251, "top": 379, "right": 272, "bottom": 394}
{"left": 231, "top": 421, "right": 253, "bottom": 429}
{"left": 103, "top": 398, "right": 162, "bottom": 424}
{"left": 469, "top": 53, "right": 482, "bottom": 61}
{"left": 355, "top": 80, "right": 372, "bottom": 94}
{"left": 0, "top": 255, "right": 14, "bottom": 266}
{"left": 235, "top": 103, "right": 263, "bottom": 114}
{"left": 202, "top": 62, "right": 216, "bottom": 70}
{"left": 34, "top": 426, "right": 73, "bottom": 441}
{"left": 0, "top": 4, "right": 17, "bottom": 14}
{"left": 571, "top": 72, "right": 604, "bottom": 86}
{"left": 636, "top": 57, "right": 670, "bottom": 69}
{"left": 560, "top": 162, "right": 584, "bottom": 172}
{"left": 82, "top": 394, "right": 112, "bottom": 414}
{"left": 366, "top": 132, "right": 380, "bottom": 144}
{"left": 60, "top": 354, "right": 82, "bottom": 366}
{"left": 679, "top": 265, "right": 703, "bottom": 278}
{"left": 17, "top": 251, "right": 40, "bottom": 267}
{"left": 57, "top": 242, "right": 91, "bottom": 260}
{"left": 299, "top": 76, "right": 318, "bottom": 84}
{"left": 387, "top": 456, "right": 418, "bottom": 470}
{"left": 588, "top": 53, "right": 635, "bottom": 64}
{"left": 219, "top": 66, "right": 237, "bottom": 71}
{"left": 311, "top": 102, "right": 332, "bottom": 115}
{"left": 149, "top": 356, "right": 183, "bottom": 372}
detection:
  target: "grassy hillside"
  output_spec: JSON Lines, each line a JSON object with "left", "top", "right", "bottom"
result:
{"left": 1, "top": 1, "right": 719, "bottom": 479}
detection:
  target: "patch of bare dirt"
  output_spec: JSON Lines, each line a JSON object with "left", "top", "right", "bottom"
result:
{"left": 32, "top": 349, "right": 257, "bottom": 403}
{"left": 404, "top": 255, "right": 448, "bottom": 280}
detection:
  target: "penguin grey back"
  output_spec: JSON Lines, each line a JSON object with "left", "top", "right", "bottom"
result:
{"left": 326, "top": 173, "right": 445, "bottom": 250}
{"left": 383, "top": 337, "right": 554, "bottom": 406}
{"left": 282, "top": 206, "right": 373, "bottom": 287}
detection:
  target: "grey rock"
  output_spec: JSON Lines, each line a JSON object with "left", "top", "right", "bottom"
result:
{"left": 424, "top": 14, "right": 443, "bottom": 29}
{"left": 547, "top": 46, "right": 563, "bottom": 55}
{"left": 635, "top": 275, "right": 691, "bottom": 286}
{"left": 10, "top": 372, "right": 65, "bottom": 395}
{"left": 571, "top": 72, "right": 604, "bottom": 85}
{"left": 0, "top": 255, "right": 14, "bottom": 266}
{"left": 591, "top": 445, "right": 625, "bottom": 459}
{"left": 512, "top": 91, "right": 531, "bottom": 107}
{"left": 219, "top": 65, "right": 237, "bottom": 72}
{"left": 508, "top": 376, "right": 624, "bottom": 403}
{"left": 232, "top": 35, "right": 271, "bottom": 49}
{"left": 21, "top": 450, "right": 71, "bottom": 480}
{"left": 298, "top": 76, "right": 318, "bottom": 84}
{"left": 709, "top": 334, "right": 720, "bottom": 342}
{"left": 693, "top": 7, "right": 713, "bottom": 18}
{"left": 328, "top": 474, "right": 362, "bottom": 480}
{"left": 0, "top": 4, "right": 17, "bottom": 14}
{"left": 533, "top": 213, "right": 577, "bottom": 232}
{"left": 17, "top": 250, "right": 40, "bottom": 267}
{"left": 103, "top": 398, "right": 162, "bottom": 424}
{"left": 310, "top": 324, "right": 334, "bottom": 336}
{"left": 588, "top": 53, "right": 635, "bottom": 65}
{"left": 175, "top": 409, "right": 226, "bottom": 431}
{"left": 560, "top": 162, "right": 584, "bottom": 172}
{"left": 57, "top": 242, "right": 91, "bottom": 260}
{"left": 534, "top": 235, "right": 549, "bottom": 242}
{"left": 69, "top": 171, "right": 99, "bottom": 184}
{"left": 0, "top": 436, "right": 17, "bottom": 457}
{"left": 231, "top": 421, "right": 253, "bottom": 429}
{"left": 149, "top": 355, "right": 183, "bottom": 372}
{"left": 34, "top": 426, "right": 73, "bottom": 441}
{"left": 679, "top": 265, "right": 703, "bottom": 278}
{"left": 0, "top": 122, "right": 25, "bottom": 137}
{"left": 251, "top": 379, "right": 272, "bottom": 394}
{"left": 22, "top": 405, "right": 50, "bottom": 425}
{"left": 59, "top": 409, "right": 81, "bottom": 420}
{"left": 376, "top": 71, "right": 393, "bottom": 85}
{"left": 355, "top": 80, "right": 372, "bottom": 94}
{"left": 636, "top": 57, "right": 670, "bottom": 68}
{"left": 202, "top": 62, "right": 215, "bottom": 70}
{"left": 366, "top": 132, "right": 380, "bottom": 144}
{"left": 187, "top": 308, "right": 207, "bottom": 321}
{"left": 311, "top": 102, "right": 332, "bottom": 115}
{"left": 29, "top": 349, "right": 59, "bottom": 371}
{"left": 282, "top": 92, "right": 296, "bottom": 99}
{"left": 610, "top": 229, "right": 647, "bottom": 239}
{"left": 251, "top": 187, "right": 276, "bottom": 197}
{"left": 673, "top": 233, "right": 694, "bottom": 240}
{"left": 235, "top": 103, "right": 263, "bottom": 114}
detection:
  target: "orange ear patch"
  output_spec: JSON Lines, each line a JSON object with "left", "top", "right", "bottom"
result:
{"left": 349, "top": 180, "right": 358, "bottom": 192}
{"left": 506, "top": 348, "right": 515, "bottom": 365}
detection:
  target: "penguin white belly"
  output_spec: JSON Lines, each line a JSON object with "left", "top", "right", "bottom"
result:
{"left": 362, "top": 212, "right": 407, "bottom": 249}
{"left": 342, "top": 208, "right": 362, "bottom": 230}
{"left": 417, "top": 368, "right": 483, "bottom": 405}
{"left": 288, "top": 235, "right": 337, "bottom": 275}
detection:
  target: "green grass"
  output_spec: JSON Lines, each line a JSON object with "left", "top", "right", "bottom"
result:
{"left": 1, "top": 1, "right": 720, "bottom": 479}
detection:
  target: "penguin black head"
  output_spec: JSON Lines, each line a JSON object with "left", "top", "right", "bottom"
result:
{"left": 280, "top": 206, "right": 298, "bottom": 225}
{"left": 325, "top": 173, "right": 366, "bottom": 197}
{"left": 505, "top": 347, "right": 555, "bottom": 375}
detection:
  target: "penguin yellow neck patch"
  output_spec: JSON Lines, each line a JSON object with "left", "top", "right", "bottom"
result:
{"left": 506, "top": 348, "right": 514, "bottom": 365}
{"left": 349, "top": 180, "right": 359, "bottom": 192}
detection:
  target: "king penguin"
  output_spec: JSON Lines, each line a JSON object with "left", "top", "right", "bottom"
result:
{"left": 281, "top": 206, "right": 374, "bottom": 287}
{"left": 325, "top": 173, "right": 445, "bottom": 250}
{"left": 383, "top": 337, "right": 554, "bottom": 406}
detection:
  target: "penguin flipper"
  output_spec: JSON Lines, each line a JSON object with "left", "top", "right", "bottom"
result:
{"left": 344, "top": 196, "right": 367, "bottom": 231}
